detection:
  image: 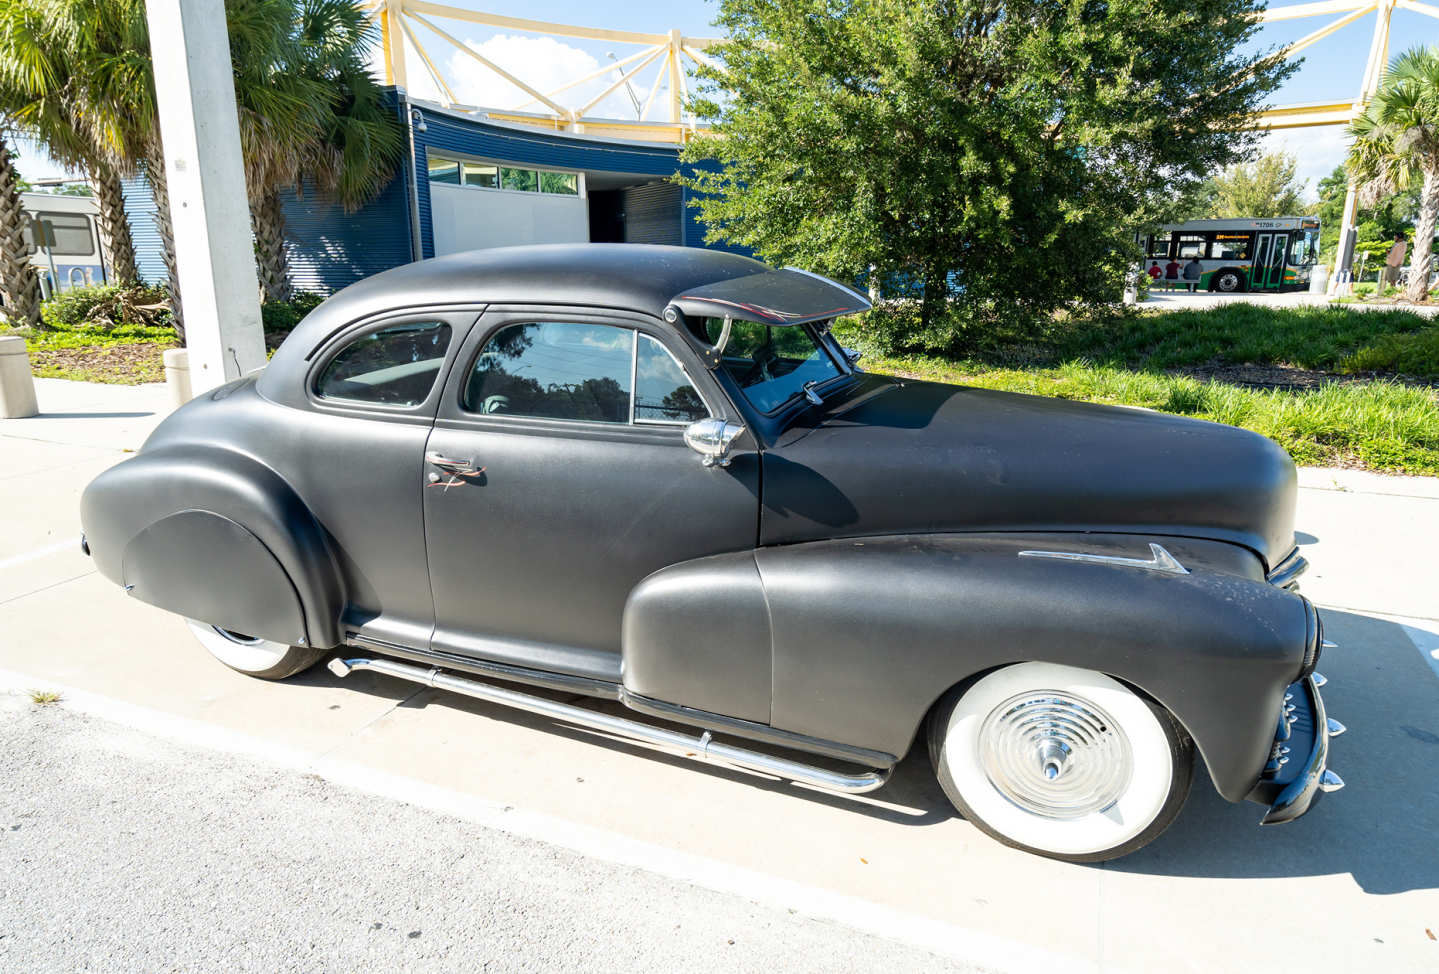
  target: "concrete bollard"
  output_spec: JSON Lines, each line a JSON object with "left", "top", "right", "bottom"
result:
{"left": 163, "top": 347, "right": 193, "bottom": 409}
{"left": 0, "top": 335, "right": 39, "bottom": 419}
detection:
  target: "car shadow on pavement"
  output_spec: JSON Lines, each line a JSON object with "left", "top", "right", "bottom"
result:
{"left": 1106, "top": 608, "right": 1439, "bottom": 895}
{"left": 306, "top": 663, "right": 957, "bottom": 828}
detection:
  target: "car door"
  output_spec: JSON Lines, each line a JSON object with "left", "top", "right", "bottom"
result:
{"left": 422, "top": 306, "right": 760, "bottom": 682}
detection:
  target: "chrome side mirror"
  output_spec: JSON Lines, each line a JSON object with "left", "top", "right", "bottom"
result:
{"left": 842, "top": 346, "right": 864, "bottom": 368}
{"left": 684, "top": 418, "right": 745, "bottom": 467}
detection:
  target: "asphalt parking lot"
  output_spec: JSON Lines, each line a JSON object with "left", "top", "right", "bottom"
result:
{"left": 2, "top": 378, "right": 1438, "bottom": 973}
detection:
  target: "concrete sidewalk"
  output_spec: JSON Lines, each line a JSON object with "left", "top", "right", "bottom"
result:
{"left": 2, "top": 378, "right": 1437, "bottom": 973}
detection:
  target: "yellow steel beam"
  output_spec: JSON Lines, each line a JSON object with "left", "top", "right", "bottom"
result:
{"left": 407, "top": 0, "right": 667, "bottom": 45}
{"left": 1260, "top": 0, "right": 1371, "bottom": 21}
{"left": 1273, "top": 2, "right": 1377, "bottom": 61}
{"left": 576, "top": 46, "right": 667, "bottom": 117}
{"left": 1256, "top": 101, "right": 1359, "bottom": 127}
{"left": 401, "top": 14, "right": 458, "bottom": 105}
{"left": 514, "top": 44, "right": 664, "bottom": 111}
{"left": 1397, "top": 0, "right": 1439, "bottom": 17}
{"left": 640, "top": 50, "right": 671, "bottom": 122}
{"left": 407, "top": 10, "right": 575, "bottom": 117}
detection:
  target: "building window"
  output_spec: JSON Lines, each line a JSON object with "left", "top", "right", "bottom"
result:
{"left": 463, "top": 162, "right": 498, "bottom": 189}
{"left": 539, "top": 171, "right": 578, "bottom": 195}
{"left": 428, "top": 155, "right": 580, "bottom": 196}
{"left": 501, "top": 167, "right": 539, "bottom": 192}
{"left": 427, "top": 156, "right": 460, "bottom": 184}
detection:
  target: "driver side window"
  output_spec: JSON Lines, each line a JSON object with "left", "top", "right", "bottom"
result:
{"left": 463, "top": 322, "right": 708, "bottom": 425}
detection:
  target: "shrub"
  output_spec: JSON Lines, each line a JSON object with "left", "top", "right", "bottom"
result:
{"left": 1340, "top": 328, "right": 1439, "bottom": 378}
{"left": 40, "top": 284, "right": 173, "bottom": 331}
{"left": 260, "top": 291, "right": 325, "bottom": 336}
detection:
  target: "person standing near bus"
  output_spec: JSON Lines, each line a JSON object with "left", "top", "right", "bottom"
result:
{"left": 1384, "top": 233, "right": 1407, "bottom": 290}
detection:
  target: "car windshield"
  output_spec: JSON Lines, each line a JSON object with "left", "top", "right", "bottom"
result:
{"left": 702, "top": 318, "right": 845, "bottom": 413}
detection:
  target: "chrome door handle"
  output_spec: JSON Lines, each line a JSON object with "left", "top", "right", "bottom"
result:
{"left": 425, "top": 451, "right": 473, "bottom": 470}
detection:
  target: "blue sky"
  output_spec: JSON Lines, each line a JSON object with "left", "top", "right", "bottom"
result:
{"left": 14, "top": 1, "right": 1439, "bottom": 202}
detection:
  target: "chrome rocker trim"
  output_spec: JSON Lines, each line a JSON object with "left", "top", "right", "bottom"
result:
{"left": 327, "top": 657, "right": 892, "bottom": 795}
{"left": 1017, "top": 542, "right": 1189, "bottom": 575}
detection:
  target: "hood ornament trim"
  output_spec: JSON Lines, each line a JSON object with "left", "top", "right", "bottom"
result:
{"left": 1018, "top": 543, "right": 1190, "bottom": 576}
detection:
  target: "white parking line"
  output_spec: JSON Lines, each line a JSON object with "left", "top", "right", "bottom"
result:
{"left": 0, "top": 666, "right": 1105, "bottom": 974}
{"left": 0, "top": 539, "right": 79, "bottom": 571}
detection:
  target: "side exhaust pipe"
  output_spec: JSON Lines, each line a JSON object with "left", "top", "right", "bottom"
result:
{"left": 328, "top": 657, "right": 891, "bottom": 795}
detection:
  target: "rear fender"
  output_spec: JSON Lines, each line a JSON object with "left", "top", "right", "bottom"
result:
{"left": 80, "top": 445, "right": 344, "bottom": 647}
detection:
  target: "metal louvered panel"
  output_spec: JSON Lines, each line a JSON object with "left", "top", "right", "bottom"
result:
{"left": 622, "top": 181, "right": 681, "bottom": 245}
{"left": 280, "top": 177, "right": 413, "bottom": 295}
{"left": 121, "top": 174, "right": 168, "bottom": 285}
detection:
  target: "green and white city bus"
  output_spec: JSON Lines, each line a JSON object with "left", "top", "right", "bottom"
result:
{"left": 1142, "top": 217, "right": 1320, "bottom": 293}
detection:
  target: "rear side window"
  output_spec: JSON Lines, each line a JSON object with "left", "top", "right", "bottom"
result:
{"left": 316, "top": 321, "right": 451, "bottom": 407}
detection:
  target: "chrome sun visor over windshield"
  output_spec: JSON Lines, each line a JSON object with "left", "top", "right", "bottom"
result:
{"left": 664, "top": 267, "right": 871, "bottom": 369}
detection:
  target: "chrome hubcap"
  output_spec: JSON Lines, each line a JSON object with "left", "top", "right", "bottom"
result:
{"left": 978, "top": 691, "right": 1133, "bottom": 819}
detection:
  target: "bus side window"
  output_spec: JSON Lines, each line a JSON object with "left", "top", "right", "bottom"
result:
{"left": 1147, "top": 233, "right": 1172, "bottom": 259}
{"left": 1175, "top": 234, "right": 1206, "bottom": 259}
{"left": 1209, "top": 233, "right": 1251, "bottom": 261}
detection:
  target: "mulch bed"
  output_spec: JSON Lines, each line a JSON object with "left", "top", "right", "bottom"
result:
{"left": 29, "top": 341, "right": 179, "bottom": 385}
{"left": 1173, "top": 362, "right": 1438, "bottom": 392}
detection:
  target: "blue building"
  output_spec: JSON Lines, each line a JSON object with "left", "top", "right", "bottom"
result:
{"left": 126, "top": 90, "right": 739, "bottom": 295}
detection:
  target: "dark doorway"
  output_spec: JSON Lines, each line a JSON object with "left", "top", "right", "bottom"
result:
{"left": 588, "top": 189, "right": 625, "bottom": 243}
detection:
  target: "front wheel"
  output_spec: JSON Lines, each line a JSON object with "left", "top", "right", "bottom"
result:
{"left": 185, "top": 619, "right": 326, "bottom": 680}
{"left": 1212, "top": 269, "right": 1246, "bottom": 293}
{"left": 928, "top": 662, "right": 1193, "bottom": 862}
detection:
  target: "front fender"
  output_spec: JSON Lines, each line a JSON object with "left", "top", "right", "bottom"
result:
{"left": 752, "top": 533, "right": 1312, "bottom": 802}
{"left": 80, "top": 445, "right": 345, "bottom": 648}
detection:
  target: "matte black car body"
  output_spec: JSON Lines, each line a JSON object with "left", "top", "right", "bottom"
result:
{"left": 81, "top": 244, "right": 1329, "bottom": 829}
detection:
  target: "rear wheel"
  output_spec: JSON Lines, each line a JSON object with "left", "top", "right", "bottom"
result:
{"left": 928, "top": 662, "right": 1193, "bottom": 862}
{"left": 185, "top": 618, "right": 326, "bottom": 680}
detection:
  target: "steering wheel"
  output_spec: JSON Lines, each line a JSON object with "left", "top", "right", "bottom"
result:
{"left": 738, "top": 348, "right": 778, "bottom": 386}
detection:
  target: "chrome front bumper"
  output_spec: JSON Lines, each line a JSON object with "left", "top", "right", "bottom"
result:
{"left": 1252, "top": 669, "right": 1345, "bottom": 825}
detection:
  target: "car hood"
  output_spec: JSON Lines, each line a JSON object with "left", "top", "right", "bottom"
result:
{"left": 759, "top": 376, "right": 1297, "bottom": 568}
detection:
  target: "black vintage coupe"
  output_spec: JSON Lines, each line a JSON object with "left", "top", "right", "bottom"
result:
{"left": 81, "top": 244, "right": 1342, "bottom": 861}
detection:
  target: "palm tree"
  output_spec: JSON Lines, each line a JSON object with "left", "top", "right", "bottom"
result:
{"left": 0, "top": 130, "right": 42, "bottom": 327}
{"left": 1348, "top": 46, "right": 1439, "bottom": 303}
{"left": 1, "top": 0, "right": 167, "bottom": 307}
{"left": 242, "top": 0, "right": 403, "bottom": 302}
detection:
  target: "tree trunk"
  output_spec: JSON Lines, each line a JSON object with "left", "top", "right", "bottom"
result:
{"left": 0, "top": 137, "right": 42, "bottom": 329}
{"left": 1407, "top": 166, "right": 1439, "bottom": 304}
{"left": 91, "top": 162, "right": 140, "bottom": 287}
{"left": 919, "top": 264, "right": 948, "bottom": 334}
{"left": 143, "top": 148, "right": 184, "bottom": 340}
{"left": 251, "top": 190, "right": 292, "bottom": 304}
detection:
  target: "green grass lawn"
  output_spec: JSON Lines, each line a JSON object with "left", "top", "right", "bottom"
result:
{"left": 842, "top": 304, "right": 1439, "bottom": 476}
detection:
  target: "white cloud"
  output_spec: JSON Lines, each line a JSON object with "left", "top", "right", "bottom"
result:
{"left": 403, "top": 33, "right": 654, "bottom": 121}
{"left": 1257, "top": 126, "right": 1352, "bottom": 203}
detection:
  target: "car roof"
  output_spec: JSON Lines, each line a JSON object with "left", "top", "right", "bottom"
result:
{"left": 258, "top": 244, "right": 771, "bottom": 405}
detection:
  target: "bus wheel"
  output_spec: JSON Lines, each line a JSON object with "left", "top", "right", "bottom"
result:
{"left": 1213, "top": 269, "right": 1245, "bottom": 293}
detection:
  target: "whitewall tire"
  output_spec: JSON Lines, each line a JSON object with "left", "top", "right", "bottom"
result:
{"left": 185, "top": 619, "right": 326, "bottom": 681}
{"left": 928, "top": 662, "right": 1193, "bottom": 862}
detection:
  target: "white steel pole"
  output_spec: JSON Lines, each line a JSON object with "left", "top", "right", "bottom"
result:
{"left": 145, "top": 0, "right": 267, "bottom": 396}
{"left": 1331, "top": 0, "right": 1395, "bottom": 294}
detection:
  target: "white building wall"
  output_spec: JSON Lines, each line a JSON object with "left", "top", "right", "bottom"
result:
{"left": 430, "top": 183, "right": 589, "bottom": 255}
